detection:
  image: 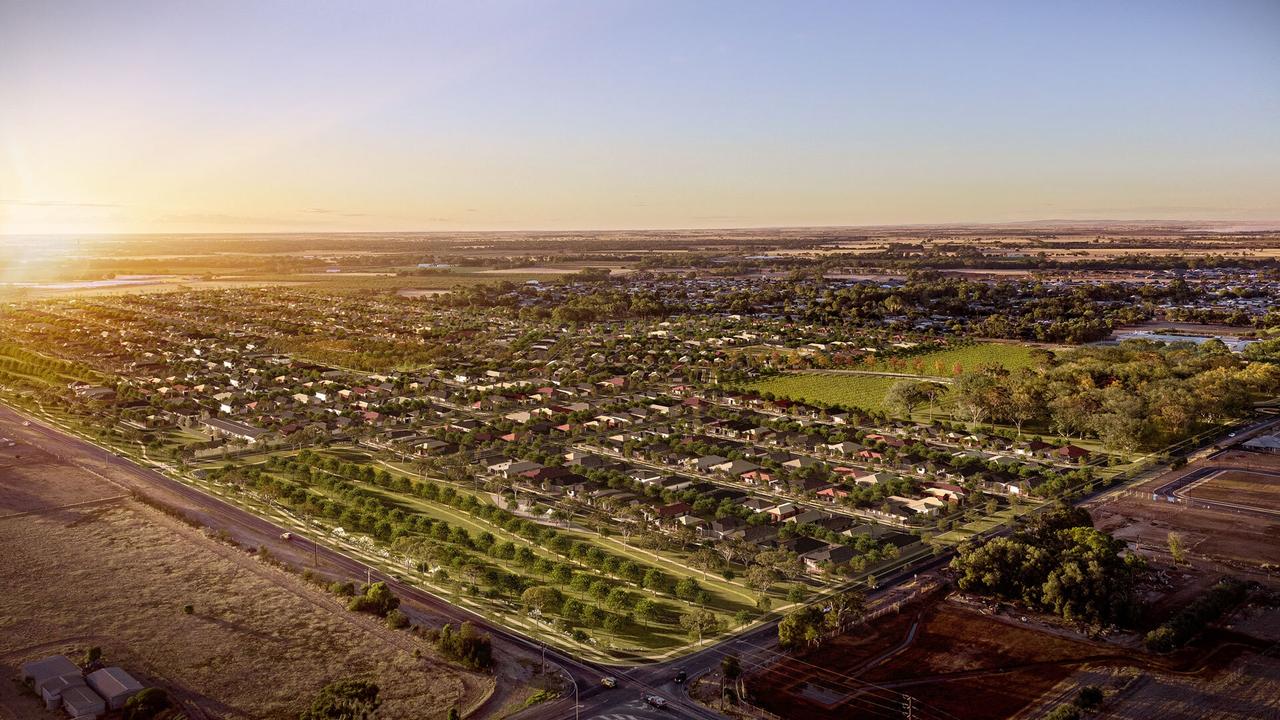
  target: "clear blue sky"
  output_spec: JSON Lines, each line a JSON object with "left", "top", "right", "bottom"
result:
{"left": 2, "top": 0, "right": 1278, "bottom": 233}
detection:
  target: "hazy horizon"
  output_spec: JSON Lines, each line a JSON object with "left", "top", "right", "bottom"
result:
{"left": 3, "top": 0, "right": 1279, "bottom": 235}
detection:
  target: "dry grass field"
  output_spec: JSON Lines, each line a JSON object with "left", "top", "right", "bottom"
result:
{"left": 0, "top": 443, "right": 491, "bottom": 720}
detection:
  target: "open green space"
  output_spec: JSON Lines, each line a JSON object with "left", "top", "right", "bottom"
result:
{"left": 741, "top": 373, "right": 901, "bottom": 411}
{"left": 871, "top": 342, "right": 1043, "bottom": 377}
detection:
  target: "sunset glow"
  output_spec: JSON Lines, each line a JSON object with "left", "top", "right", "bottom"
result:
{"left": 3, "top": 0, "right": 1279, "bottom": 235}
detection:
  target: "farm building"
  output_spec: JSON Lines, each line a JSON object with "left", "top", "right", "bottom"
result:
{"left": 61, "top": 685, "right": 107, "bottom": 718}
{"left": 20, "top": 655, "right": 82, "bottom": 699}
{"left": 87, "top": 666, "right": 144, "bottom": 710}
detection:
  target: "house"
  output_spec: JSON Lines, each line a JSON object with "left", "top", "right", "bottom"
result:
{"left": 731, "top": 524, "right": 779, "bottom": 548}
{"left": 782, "top": 455, "right": 820, "bottom": 470}
{"left": 767, "top": 503, "right": 801, "bottom": 522}
{"left": 853, "top": 470, "right": 897, "bottom": 486}
{"left": 693, "top": 455, "right": 730, "bottom": 472}
{"left": 1053, "top": 445, "right": 1091, "bottom": 462}
{"left": 708, "top": 517, "right": 745, "bottom": 538}
{"left": 201, "top": 417, "right": 269, "bottom": 444}
{"left": 86, "top": 667, "right": 144, "bottom": 710}
{"left": 802, "top": 544, "right": 856, "bottom": 572}
{"left": 488, "top": 459, "right": 543, "bottom": 478}
{"left": 713, "top": 459, "right": 761, "bottom": 477}
{"left": 826, "top": 441, "right": 860, "bottom": 456}
{"left": 653, "top": 502, "right": 692, "bottom": 521}
{"left": 789, "top": 508, "right": 830, "bottom": 525}
{"left": 816, "top": 485, "right": 851, "bottom": 503}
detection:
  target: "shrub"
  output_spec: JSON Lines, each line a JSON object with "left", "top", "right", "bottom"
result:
{"left": 1044, "top": 705, "right": 1080, "bottom": 720}
{"left": 1075, "top": 685, "right": 1104, "bottom": 709}
{"left": 122, "top": 688, "right": 169, "bottom": 720}
{"left": 347, "top": 582, "right": 401, "bottom": 618}
{"left": 385, "top": 609, "right": 410, "bottom": 630}
{"left": 1144, "top": 577, "right": 1249, "bottom": 652}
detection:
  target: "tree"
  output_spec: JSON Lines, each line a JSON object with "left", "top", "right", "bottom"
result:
{"left": 675, "top": 577, "right": 705, "bottom": 604}
{"left": 634, "top": 598, "right": 661, "bottom": 627}
{"left": 690, "top": 547, "right": 725, "bottom": 579}
{"left": 299, "top": 680, "right": 381, "bottom": 720}
{"left": 744, "top": 564, "right": 779, "bottom": 597}
{"left": 679, "top": 608, "right": 722, "bottom": 645}
{"left": 521, "top": 586, "right": 564, "bottom": 616}
{"left": 824, "top": 589, "right": 866, "bottom": 632}
{"left": 778, "top": 606, "right": 823, "bottom": 650}
{"left": 720, "top": 654, "right": 742, "bottom": 708}
{"left": 347, "top": 582, "right": 400, "bottom": 618}
{"left": 950, "top": 369, "right": 1004, "bottom": 428}
{"left": 885, "top": 380, "right": 929, "bottom": 419}
{"left": 1167, "top": 532, "right": 1187, "bottom": 565}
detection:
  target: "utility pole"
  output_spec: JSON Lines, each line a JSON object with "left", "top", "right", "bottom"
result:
{"left": 902, "top": 695, "right": 915, "bottom": 719}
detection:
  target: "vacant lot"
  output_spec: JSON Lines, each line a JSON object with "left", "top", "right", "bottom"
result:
{"left": 1090, "top": 450, "right": 1280, "bottom": 572}
{"left": 1184, "top": 469, "right": 1280, "bottom": 510}
{"left": 0, "top": 445, "right": 488, "bottom": 720}
{"left": 748, "top": 602, "right": 1111, "bottom": 720}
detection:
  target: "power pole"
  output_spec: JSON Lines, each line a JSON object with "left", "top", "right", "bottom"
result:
{"left": 902, "top": 695, "right": 915, "bottom": 719}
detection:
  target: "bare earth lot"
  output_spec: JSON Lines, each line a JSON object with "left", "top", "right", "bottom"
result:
{"left": 0, "top": 437, "right": 489, "bottom": 720}
{"left": 1184, "top": 469, "right": 1280, "bottom": 510}
{"left": 748, "top": 601, "right": 1112, "bottom": 720}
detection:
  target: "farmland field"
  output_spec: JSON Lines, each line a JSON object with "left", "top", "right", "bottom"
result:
{"left": 741, "top": 373, "right": 901, "bottom": 411}
{"left": 868, "top": 342, "right": 1043, "bottom": 377}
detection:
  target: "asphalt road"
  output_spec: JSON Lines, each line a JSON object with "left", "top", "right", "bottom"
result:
{"left": 0, "top": 404, "right": 728, "bottom": 719}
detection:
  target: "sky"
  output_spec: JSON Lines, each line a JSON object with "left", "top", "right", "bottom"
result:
{"left": 2, "top": 0, "right": 1279, "bottom": 235}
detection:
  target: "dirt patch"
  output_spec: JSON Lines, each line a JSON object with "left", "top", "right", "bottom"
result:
{"left": 0, "top": 499, "right": 487, "bottom": 719}
{"left": 1090, "top": 451, "right": 1280, "bottom": 572}
{"left": 1184, "top": 470, "right": 1280, "bottom": 509}
{"left": 1100, "top": 652, "right": 1280, "bottom": 720}
{"left": 748, "top": 602, "right": 1115, "bottom": 720}
{"left": 0, "top": 441, "right": 121, "bottom": 514}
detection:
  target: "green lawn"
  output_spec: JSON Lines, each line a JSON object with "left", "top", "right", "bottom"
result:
{"left": 741, "top": 373, "right": 901, "bottom": 411}
{"left": 870, "top": 342, "right": 1042, "bottom": 377}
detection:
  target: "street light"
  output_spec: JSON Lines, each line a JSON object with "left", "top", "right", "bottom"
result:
{"left": 560, "top": 669, "right": 579, "bottom": 720}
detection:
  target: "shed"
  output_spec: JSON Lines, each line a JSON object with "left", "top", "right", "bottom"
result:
{"left": 41, "top": 674, "right": 87, "bottom": 710}
{"left": 20, "top": 655, "right": 82, "bottom": 694}
{"left": 61, "top": 685, "right": 107, "bottom": 719}
{"left": 86, "top": 667, "right": 144, "bottom": 710}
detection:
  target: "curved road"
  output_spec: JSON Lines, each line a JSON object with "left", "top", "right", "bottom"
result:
{"left": 2, "top": 402, "right": 954, "bottom": 720}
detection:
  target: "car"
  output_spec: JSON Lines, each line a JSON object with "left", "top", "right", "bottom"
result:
{"left": 280, "top": 532, "right": 293, "bottom": 540}
{"left": 601, "top": 676, "right": 618, "bottom": 688}
{"left": 674, "top": 669, "right": 687, "bottom": 684}
{"left": 644, "top": 695, "right": 667, "bottom": 708}
{"left": 22, "top": 421, "right": 31, "bottom": 427}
